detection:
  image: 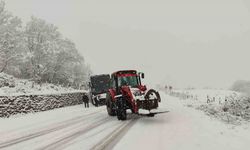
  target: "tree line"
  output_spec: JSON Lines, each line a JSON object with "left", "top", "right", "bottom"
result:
{"left": 0, "top": 1, "right": 91, "bottom": 88}
{"left": 231, "top": 80, "right": 250, "bottom": 95}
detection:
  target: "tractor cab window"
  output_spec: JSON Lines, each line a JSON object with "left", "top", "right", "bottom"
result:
{"left": 118, "top": 76, "right": 138, "bottom": 87}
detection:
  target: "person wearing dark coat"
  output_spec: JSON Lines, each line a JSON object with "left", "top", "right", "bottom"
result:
{"left": 82, "top": 94, "right": 89, "bottom": 108}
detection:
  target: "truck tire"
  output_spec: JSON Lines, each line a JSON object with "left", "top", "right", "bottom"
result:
{"left": 116, "top": 98, "right": 127, "bottom": 120}
{"left": 106, "top": 93, "right": 116, "bottom": 116}
{"left": 90, "top": 93, "right": 98, "bottom": 107}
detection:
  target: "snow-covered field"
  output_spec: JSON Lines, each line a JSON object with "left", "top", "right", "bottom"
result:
{"left": 171, "top": 89, "right": 240, "bottom": 105}
{"left": 0, "top": 92, "right": 250, "bottom": 150}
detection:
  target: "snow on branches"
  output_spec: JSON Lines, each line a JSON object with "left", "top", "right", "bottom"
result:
{"left": 0, "top": 1, "right": 91, "bottom": 88}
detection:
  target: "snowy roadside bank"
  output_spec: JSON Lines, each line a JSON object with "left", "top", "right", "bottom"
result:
{"left": 168, "top": 89, "right": 250, "bottom": 124}
{"left": 0, "top": 72, "right": 87, "bottom": 97}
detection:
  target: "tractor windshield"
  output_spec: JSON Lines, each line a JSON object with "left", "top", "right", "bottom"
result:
{"left": 118, "top": 75, "right": 138, "bottom": 87}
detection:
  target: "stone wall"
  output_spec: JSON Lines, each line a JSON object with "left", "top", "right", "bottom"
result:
{"left": 0, "top": 92, "right": 88, "bottom": 118}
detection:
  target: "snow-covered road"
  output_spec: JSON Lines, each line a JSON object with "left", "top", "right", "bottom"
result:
{"left": 0, "top": 92, "right": 249, "bottom": 150}
{"left": 115, "top": 93, "right": 250, "bottom": 150}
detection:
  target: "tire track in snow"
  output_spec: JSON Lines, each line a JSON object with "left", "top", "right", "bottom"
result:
{"left": 90, "top": 115, "right": 139, "bottom": 150}
{"left": 0, "top": 110, "right": 103, "bottom": 149}
{"left": 37, "top": 117, "right": 112, "bottom": 150}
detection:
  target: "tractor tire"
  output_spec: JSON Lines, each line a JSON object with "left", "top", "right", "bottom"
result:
{"left": 106, "top": 93, "right": 116, "bottom": 116}
{"left": 145, "top": 89, "right": 161, "bottom": 102}
{"left": 116, "top": 98, "right": 127, "bottom": 121}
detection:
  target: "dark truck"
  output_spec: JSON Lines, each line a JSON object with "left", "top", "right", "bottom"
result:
{"left": 89, "top": 74, "right": 110, "bottom": 106}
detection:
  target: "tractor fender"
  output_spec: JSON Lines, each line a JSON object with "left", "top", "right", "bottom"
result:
{"left": 108, "top": 89, "right": 116, "bottom": 101}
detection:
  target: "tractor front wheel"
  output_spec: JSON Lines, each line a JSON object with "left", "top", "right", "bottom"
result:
{"left": 116, "top": 98, "right": 127, "bottom": 120}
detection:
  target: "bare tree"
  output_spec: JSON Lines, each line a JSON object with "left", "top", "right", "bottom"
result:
{"left": 0, "top": 1, "right": 23, "bottom": 73}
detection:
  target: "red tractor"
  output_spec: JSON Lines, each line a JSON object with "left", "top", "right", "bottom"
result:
{"left": 106, "top": 70, "right": 161, "bottom": 120}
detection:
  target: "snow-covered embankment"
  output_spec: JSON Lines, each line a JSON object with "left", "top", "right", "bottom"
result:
{"left": 169, "top": 89, "right": 250, "bottom": 124}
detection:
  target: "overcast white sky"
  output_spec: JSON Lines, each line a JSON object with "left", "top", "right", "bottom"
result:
{"left": 5, "top": 0, "right": 250, "bottom": 89}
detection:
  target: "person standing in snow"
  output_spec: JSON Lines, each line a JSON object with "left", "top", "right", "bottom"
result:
{"left": 82, "top": 94, "right": 89, "bottom": 108}
{"left": 207, "top": 95, "right": 210, "bottom": 103}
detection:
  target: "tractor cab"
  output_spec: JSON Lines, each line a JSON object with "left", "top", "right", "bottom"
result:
{"left": 111, "top": 70, "right": 146, "bottom": 93}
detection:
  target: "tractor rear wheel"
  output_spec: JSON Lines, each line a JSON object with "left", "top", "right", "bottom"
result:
{"left": 106, "top": 93, "right": 116, "bottom": 116}
{"left": 116, "top": 98, "right": 127, "bottom": 120}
